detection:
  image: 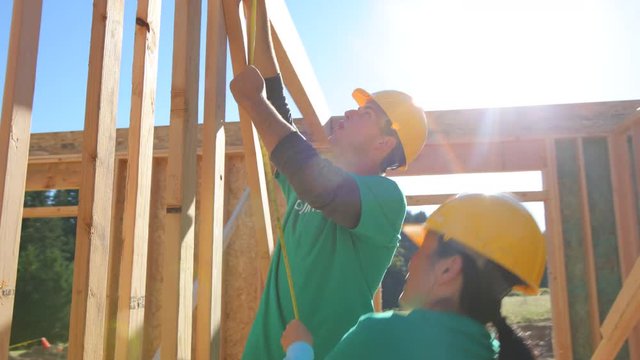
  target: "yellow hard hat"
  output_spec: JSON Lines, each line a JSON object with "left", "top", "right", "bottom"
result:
{"left": 352, "top": 88, "right": 428, "bottom": 168}
{"left": 403, "top": 193, "right": 546, "bottom": 295}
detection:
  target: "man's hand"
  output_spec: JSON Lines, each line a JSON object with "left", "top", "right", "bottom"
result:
{"left": 230, "top": 65, "right": 265, "bottom": 106}
{"left": 281, "top": 320, "right": 314, "bottom": 351}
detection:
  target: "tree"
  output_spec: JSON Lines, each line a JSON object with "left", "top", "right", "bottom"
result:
{"left": 381, "top": 210, "right": 423, "bottom": 309}
{"left": 10, "top": 190, "right": 77, "bottom": 344}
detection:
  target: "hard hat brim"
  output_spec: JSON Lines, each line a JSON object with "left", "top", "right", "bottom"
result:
{"left": 402, "top": 223, "right": 428, "bottom": 247}
{"left": 352, "top": 88, "right": 372, "bottom": 107}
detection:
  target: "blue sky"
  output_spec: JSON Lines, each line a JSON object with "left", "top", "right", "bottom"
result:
{"left": 1, "top": 0, "right": 639, "bottom": 134}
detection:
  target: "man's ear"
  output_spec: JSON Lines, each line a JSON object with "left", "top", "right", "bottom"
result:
{"left": 434, "top": 255, "right": 463, "bottom": 286}
{"left": 376, "top": 135, "right": 397, "bottom": 152}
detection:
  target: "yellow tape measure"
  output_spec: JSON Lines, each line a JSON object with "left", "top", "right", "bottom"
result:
{"left": 246, "top": 0, "right": 300, "bottom": 321}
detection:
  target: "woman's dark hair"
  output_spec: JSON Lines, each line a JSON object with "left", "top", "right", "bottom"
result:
{"left": 432, "top": 236, "right": 536, "bottom": 360}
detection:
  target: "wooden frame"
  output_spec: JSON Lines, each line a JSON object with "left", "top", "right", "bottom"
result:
{"left": 113, "top": 0, "right": 161, "bottom": 357}
{"left": 67, "top": 0, "right": 124, "bottom": 358}
{"left": 0, "top": 1, "right": 43, "bottom": 355}
{"left": 193, "top": 0, "right": 227, "bottom": 357}
{"left": 3, "top": 0, "right": 640, "bottom": 358}
{"left": 160, "top": 0, "right": 202, "bottom": 357}
{"left": 223, "top": 0, "right": 275, "bottom": 287}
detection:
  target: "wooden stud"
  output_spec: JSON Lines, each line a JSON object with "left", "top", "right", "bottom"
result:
{"left": 267, "top": 0, "right": 329, "bottom": 146}
{"left": 143, "top": 158, "right": 168, "bottom": 359}
{"left": 555, "top": 138, "right": 595, "bottom": 359}
{"left": 576, "top": 138, "right": 603, "bottom": 348}
{"left": 609, "top": 132, "right": 640, "bottom": 358}
{"left": 67, "top": 0, "right": 124, "bottom": 358}
{"left": 161, "top": 0, "right": 201, "bottom": 357}
{"left": 543, "top": 139, "right": 573, "bottom": 360}
{"left": 223, "top": 0, "right": 275, "bottom": 285}
{"left": 105, "top": 159, "right": 128, "bottom": 360}
{"left": 0, "top": 1, "right": 43, "bottom": 354}
{"left": 113, "top": 0, "right": 161, "bottom": 357}
{"left": 593, "top": 258, "right": 640, "bottom": 360}
{"left": 194, "top": 0, "right": 227, "bottom": 357}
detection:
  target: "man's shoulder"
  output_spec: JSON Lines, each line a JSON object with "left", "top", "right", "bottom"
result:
{"left": 351, "top": 174, "right": 404, "bottom": 199}
{"left": 355, "top": 310, "right": 412, "bottom": 330}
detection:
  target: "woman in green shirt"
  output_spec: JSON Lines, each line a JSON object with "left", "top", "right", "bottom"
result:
{"left": 282, "top": 193, "right": 546, "bottom": 360}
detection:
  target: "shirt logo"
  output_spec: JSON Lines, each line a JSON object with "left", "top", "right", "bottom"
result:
{"left": 294, "top": 200, "right": 320, "bottom": 215}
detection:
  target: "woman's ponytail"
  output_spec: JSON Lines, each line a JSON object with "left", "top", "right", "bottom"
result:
{"left": 433, "top": 237, "right": 537, "bottom": 359}
{"left": 493, "top": 315, "right": 535, "bottom": 360}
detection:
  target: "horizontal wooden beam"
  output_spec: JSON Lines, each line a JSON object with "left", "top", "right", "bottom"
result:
{"left": 388, "top": 139, "right": 548, "bottom": 176}
{"left": 406, "top": 191, "right": 547, "bottom": 206}
{"left": 423, "top": 100, "right": 640, "bottom": 143}
{"left": 27, "top": 100, "right": 640, "bottom": 163}
{"left": 26, "top": 161, "right": 83, "bottom": 190}
{"left": 23, "top": 206, "right": 78, "bottom": 218}
{"left": 23, "top": 138, "right": 549, "bottom": 192}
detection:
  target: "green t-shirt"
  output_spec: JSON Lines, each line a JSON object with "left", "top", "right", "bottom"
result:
{"left": 327, "top": 310, "right": 499, "bottom": 360}
{"left": 242, "top": 173, "right": 406, "bottom": 360}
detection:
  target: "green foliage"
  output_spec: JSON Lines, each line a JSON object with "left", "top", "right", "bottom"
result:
{"left": 10, "top": 191, "right": 77, "bottom": 344}
{"left": 382, "top": 210, "right": 423, "bottom": 309}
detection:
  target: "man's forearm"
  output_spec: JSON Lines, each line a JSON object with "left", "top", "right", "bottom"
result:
{"left": 239, "top": 95, "right": 296, "bottom": 153}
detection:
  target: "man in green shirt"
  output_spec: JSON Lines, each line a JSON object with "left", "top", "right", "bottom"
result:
{"left": 281, "top": 193, "right": 546, "bottom": 360}
{"left": 230, "top": 1, "right": 428, "bottom": 359}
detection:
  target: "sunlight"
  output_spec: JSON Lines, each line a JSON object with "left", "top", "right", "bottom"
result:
{"left": 371, "top": 0, "right": 606, "bottom": 110}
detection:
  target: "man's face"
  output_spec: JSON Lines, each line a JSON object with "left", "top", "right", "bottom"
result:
{"left": 329, "top": 101, "right": 392, "bottom": 158}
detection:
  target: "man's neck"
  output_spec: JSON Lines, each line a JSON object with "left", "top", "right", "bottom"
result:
{"left": 329, "top": 151, "right": 382, "bottom": 176}
{"left": 426, "top": 297, "right": 461, "bottom": 314}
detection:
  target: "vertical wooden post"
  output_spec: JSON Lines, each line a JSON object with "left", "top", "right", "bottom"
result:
{"left": 67, "top": 0, "right": 125, "bottom": 358}
{"left": 194, "top": 0, "right": 227, "bottom": 357}
{"left": 161, "top": 0, "right": 201, "bottom": 357}
{"left": 105, "top": 159, "right": 128, "bottom": 360}
{"left": 543, "top": 139, "right": 573, "bottom": 360}
{"left": 114, "top": 0, "right": 161, "bottom": 358}
{"left": 576, "top": 138, "right": 603, "bottom": 347}
{"left": 0, "top": 0, "right": 43, "bottom": 355}
{"left": 222, "top": 0, "right": 275, "bottom": 285}
{"left": 143, "top": 158, "right": 168, "bottom": 359}
{"left": 609, "top": 132, "right": 640, "bottom": 358}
